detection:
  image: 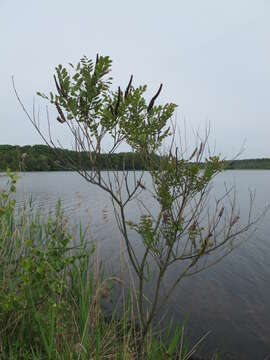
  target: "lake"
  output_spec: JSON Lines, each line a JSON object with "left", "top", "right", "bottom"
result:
{"left": 1, "top": 170, "right": 269, "bottom": 359}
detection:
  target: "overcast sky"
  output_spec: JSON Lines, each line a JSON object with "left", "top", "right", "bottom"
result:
{"left": 0, "top": 0, "right": 269, "bottom": 158}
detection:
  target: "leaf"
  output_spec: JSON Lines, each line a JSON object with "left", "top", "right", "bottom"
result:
{"left": 167, "top": 326, "right": 181, "bottom": 355}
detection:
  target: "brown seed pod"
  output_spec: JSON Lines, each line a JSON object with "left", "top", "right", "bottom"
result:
{"left": 59, "top": 81, "right": 66, "bottom": 97}
{"left": 189, "top": 147, "right": 197, "bottom": 160}
{"left": 198, "top": 141, "right": 204, "bottom": 156}
{"left": 231, "top": 215, "right": 240, "bottom": 226}
{"left": 124, "top": 75, "right": 133, "bottom": 99}
{"left": 55, "top": 102, "right": 66, "bottom": 123}
{"left": 57, "top": 116, "right": 65, "bottom": 124}
{"left": 147, "top": 84, "right": 163, "bottom": 113}
{"left": 54, "top": 75, "right": 62, "bottom": 96}
{"left": 114, "top": 86, "right": 122, "bottom": 116}
{"left": 218, "top": 207, "right": 224, "bottom": 218}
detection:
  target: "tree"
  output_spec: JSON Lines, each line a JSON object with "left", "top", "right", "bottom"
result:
{"left": 14, "top": 55, "right": 257, "bottom": 355}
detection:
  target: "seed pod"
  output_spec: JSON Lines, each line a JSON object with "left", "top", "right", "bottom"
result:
{"left": 54, "top": 75, "right": 62, "bottom": 96}
{"left": 218, "top": 207, "right": 224, "bottom": 218}
{"left": 55, "top": 102, "right": 66, "bottom": 123}
{"left": 57, "top": 116, "right": 65, "bottom": 124}
{"left": 114, "top": 86, "right": 121, "bottom": 116}
{"left": 189, "top": 147, "right": 197, "bottom": 160}
{"left": 231, "top": 215, "right": 240, "bottom": 226}
{"left": 198, "top": 142, "right": 203, "bottom": 156}
{"left": 147, "top": 84, "right": 163, "bottom": 113}
{"left": 124, "top": 75, "right": 133, "bottom": 99}
{"left": 95, "top": 53, "right": 99, "bottom": 66}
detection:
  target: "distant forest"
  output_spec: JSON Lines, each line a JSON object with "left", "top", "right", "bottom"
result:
{"left": 0, "top": 145, "right": 148, "bottom": 171}
{"left": 1, "top": 144, "right": 270, "bottom": 172}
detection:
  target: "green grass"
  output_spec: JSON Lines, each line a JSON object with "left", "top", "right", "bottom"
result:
{"left": 0, "top": 173, "right": 218, "bottom": 359}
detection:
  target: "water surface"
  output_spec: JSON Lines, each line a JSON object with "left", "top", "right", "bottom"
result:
{"left": 1, "top": 170, "right": 269, "bottom": 359}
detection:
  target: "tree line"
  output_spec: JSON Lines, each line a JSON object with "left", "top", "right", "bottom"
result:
{"left": 1, "top": 144, "right": 270, "bottom": 171}
{"left": 0, "top": 144, "right": 152, "bottom": 171}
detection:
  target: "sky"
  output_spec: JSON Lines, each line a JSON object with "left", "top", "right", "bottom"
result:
{"left": 0, "top": 0, "right": 269, "bottom": 159}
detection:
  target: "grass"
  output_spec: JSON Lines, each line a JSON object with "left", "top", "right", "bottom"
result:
{"left": 0, "top": 173, "right": 218, "bottom": 359}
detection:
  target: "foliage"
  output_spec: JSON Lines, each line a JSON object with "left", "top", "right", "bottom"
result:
{"left": 14, "top": 54, "right": 256, "bottom": 357}
{"left": 0, "top": 173, "right": 88, "bottom": 357}
{"left": 0, "top": 175, "right": 218, "bottom": 359}
{"left": 37, "top": 55, "right": 175, "bottom": 155}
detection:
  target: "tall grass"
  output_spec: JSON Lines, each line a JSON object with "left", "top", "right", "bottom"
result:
{"left": 0, "top": 173, "right": 215, "bottom": 359}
